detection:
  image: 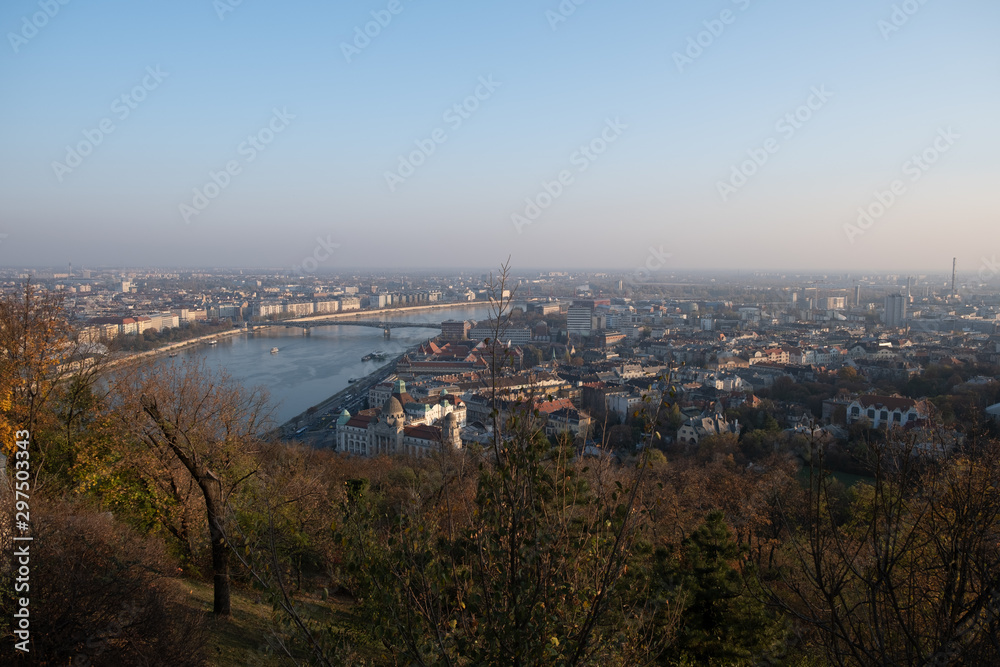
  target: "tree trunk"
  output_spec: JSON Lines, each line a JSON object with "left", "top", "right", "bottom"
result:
{"left": 200, "top": 473, "right": 230, "bottom": 616}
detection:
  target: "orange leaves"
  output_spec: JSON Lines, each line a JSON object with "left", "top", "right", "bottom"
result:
{"left": 0, "top": 280, "right": 74, "bottom": 442}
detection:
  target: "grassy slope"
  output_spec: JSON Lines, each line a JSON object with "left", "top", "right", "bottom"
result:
{"left": 175, "top": 579, "right": 378, "bottom": 666}
{"left": 176, "top": 579, "right": 285, "bottom": 666}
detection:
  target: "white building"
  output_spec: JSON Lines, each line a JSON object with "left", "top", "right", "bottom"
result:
{"left": 677, "top": 410, "right": 740, "bottom": 446}
{"left": 468, "top": 323, "right": 531, "bottom": 344}
{"left": 846, "top": 395, "right": 929, "bottom": 428}
{"left": 606, "top": 390, "right": 659, "bottom": 422}
{"left": 285, "top": 302, "right": 316, "bottom": 317}
{"left": 314, "top": 300, "right": 340, "bottom": 314}
{"left": 339, "top": 296, "right": 361, "bottom": 311}
{"left": 147, "top": 312, "right": 180, "bottom": 331}
{"left": 337, "top": 395, "right": 462, "bottom": 457}
{"left": 134, "top": 316, "right": 154, "bottom": 334}
{"left": 254, "top": 302, "right": 284, "bottom": 319}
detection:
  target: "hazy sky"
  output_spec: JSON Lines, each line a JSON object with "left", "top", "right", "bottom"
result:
{"left": 1, "top": 0, "right": 997, "bottom": 272}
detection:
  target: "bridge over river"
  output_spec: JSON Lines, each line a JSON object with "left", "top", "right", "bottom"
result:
{"left": 272, "top": 319, "right": 442, "bottom": 338}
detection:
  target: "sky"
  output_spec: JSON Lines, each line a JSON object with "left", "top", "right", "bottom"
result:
{"left": 0, "top": 0, "right": 997, "bottom": 273}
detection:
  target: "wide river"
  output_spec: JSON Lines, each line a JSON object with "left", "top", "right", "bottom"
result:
{"left": 173, "top": 305, "right": 494, "bottom": 424}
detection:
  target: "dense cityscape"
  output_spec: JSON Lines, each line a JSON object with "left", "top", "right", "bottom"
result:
{"left": 9, "top": 263, "right": 1000, "bottom": 453}
{"left": 3, "top": 261, "right": 1000, "bottom": 664}
{"left": 4, "top": 0, "right": 999, "bottom": 664}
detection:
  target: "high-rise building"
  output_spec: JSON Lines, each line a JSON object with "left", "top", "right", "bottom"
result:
{"left": 567, "top": 304, "right": 593, "bottom": 337}
{"left": 883, "top": 294, "right": 906, "bottom": 327}
{"left": 441, "top": 320, "right": 471, "bottom": 340}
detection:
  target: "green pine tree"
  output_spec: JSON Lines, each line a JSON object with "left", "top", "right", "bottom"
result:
{"left": 657, "top": 511, "right": 785, "bottom": 666}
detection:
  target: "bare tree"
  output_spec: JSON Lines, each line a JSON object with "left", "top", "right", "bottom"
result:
{"left": 110, "top": 358, "right": 272, "bottom": 615}
{"left": 757, "top": 432, "right": 1000, "bottom": 666}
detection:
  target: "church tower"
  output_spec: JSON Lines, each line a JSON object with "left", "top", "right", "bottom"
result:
{"left": 443, "top": 412, "right": 462, "bottom": 449}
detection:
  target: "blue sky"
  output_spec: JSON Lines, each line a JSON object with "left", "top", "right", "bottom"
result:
{"left": 1, "top": 0, "right": 997, "bottom": 272}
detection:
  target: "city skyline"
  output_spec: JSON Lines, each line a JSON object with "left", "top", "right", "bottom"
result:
{"left": 0, "top": 263, "right": 990, "bottom": 281}
{"left": 2, "top": 0, "right": 998, "bottom": 270}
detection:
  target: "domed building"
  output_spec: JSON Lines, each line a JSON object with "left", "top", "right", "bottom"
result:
{"left": 337, "top": 392, "right": 465, "bottom": 457}
{"left": 370, "top": 396, "right": 406, "bottom": 455}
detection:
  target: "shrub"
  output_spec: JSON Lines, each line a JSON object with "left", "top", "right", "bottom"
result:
{"left": 1, "top": 499, "right": 207, "bottom": 665}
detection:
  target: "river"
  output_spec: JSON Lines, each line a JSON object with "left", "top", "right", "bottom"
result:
{"left": 171, "top": 304, "right": 494, "bottom": 424}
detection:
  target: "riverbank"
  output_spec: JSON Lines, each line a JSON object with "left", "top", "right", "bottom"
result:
{"left": 277, "top": 346, "right": 418, "bottom": 444}
{"left": 105, "top": 300, "right": 487, "bottom": 368}
{"left": 286, "top": 300, "right": 493, "bottom": 324}
{"left": 101, "top": 302, "right": 492, "bottom": 437}
{"left": 103, "top": 327, "right": 247, "bottom": 369}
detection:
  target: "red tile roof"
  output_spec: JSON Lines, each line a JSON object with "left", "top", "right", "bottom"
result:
{"left": 404, "top": 425, "right": 441, "bottom": 441}
{"left": 532, "top": 397, "right": 576, "bottom": 414}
